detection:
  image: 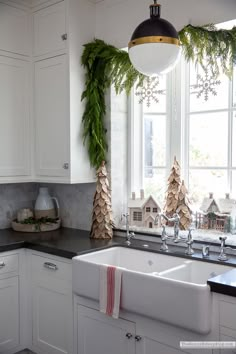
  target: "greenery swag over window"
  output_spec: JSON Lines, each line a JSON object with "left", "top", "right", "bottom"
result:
{"left": 81, "top": 24, "right": 236, "bottom": 169}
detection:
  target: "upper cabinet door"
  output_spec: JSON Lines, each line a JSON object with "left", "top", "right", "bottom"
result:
{"left": 34, "top": 55, "right": 70, "bottom": 177}
{"left": 33, "top": 1, "right": 67, "bottom": 57}
{"left": 0, "top": 56, "right": 30, "bottom": 177}
{"left": 0, "top": 3, "right": 29, "bottom": 55}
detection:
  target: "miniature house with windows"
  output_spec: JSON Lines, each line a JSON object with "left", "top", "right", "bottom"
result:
{"left": 128, "top": 190, "right": 161, "bottom": 228}
{"left": 196, "top": 193, "right": 235, "bottom": 231}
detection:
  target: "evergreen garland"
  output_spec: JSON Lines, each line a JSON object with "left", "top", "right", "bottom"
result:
{"left": 179, "top": 24, "right": 236, "bottom": 77}
{"left": 81, "top": 25, "right": 236, "bottom": 169}
{"left": 81, "top": 39, "right": 145, "bottom": 168}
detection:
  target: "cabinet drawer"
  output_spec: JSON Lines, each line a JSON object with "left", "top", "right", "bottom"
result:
{"left": 220, "top": 300, "right": 236, "bottom": 330}
{"left": 32, "top": 254, "right": 71, "bottom": 282}
{"left": 0, "top": 254, "right": 18, "bottom": 275}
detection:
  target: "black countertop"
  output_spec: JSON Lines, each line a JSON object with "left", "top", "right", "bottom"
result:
{"left": 0, "top": 228, "right": 121, "bottom": 258}
{"left": 207, "top": 269, "right": 236, "bottom": 297}
{"left": 1, "top": 227, "right": 236, "bottom": 297}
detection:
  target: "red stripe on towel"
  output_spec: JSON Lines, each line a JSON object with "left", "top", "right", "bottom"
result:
{"left": 106, "top": 266, "right": 115, "bottom": 316}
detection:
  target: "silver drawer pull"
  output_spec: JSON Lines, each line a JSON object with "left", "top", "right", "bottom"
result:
{"left": 44, "top": 262, "right": 58, "bottom": 271}
{"left": 0, "top": 262, "right": 5, "bottom": 268}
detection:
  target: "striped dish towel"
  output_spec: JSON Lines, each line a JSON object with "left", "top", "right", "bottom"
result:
{"left": 99, "top": 264, "right": 123, "bottom": 319}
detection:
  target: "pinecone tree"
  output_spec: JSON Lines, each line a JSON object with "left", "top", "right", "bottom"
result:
{"left": 163, "top": 156, "right": 182, "bottom": 218}
{"left": 177, "top": 180, "right": 192, "bottom": 230}
{"left": 90, "top": 161, "right": 113, "bottom": 239}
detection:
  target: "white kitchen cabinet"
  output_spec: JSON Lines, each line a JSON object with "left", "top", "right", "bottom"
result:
{"left": 31, "top": 253, "right": 73, "bottom": 354}
{"left": 0, "top": 0, "right": 95, "bottom": 183}
{"left": 34, "top": 55, "right": 70, "bottom": 177}
{"left": 33, "top": 0, "right": 95, "bottom": 183}
{"left": 0, "top": 56, "right": 30, "bottom": 178}
{"left": 76, "top": 305, "right": 136, "bottom": 354}
{"left": 33, "top": 1, "right": 67, "bottom": 57}
{"left": 0, "top": 276, "right": 19, "bottom": 352}
{"left": 0, "top": 2, "right": 29, "bottom": 56}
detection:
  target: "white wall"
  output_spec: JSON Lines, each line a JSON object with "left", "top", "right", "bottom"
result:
{"left": 95, "top": 0, "right": 236, "bottom": 48}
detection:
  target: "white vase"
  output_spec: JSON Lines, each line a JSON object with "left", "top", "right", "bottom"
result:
{"left": 35, "top": 187, "right": 59, "bottom": 219}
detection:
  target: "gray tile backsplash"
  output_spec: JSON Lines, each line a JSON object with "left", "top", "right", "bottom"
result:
{"left": 0, "top": 183, "right": 37, "bottom": 229}
{"left": 0, "top": 182, "right": 95, "bottom": 231}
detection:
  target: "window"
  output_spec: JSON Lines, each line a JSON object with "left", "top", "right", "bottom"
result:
{"left": 133, "top": 212, "right": 142, "bottom": 221}
{"left": 129, "top": 20, "right": 236, "bottom": 232}
{"left": 153, "top": 208, "right": 158, "bottom": 213}
{"left": 146, "top": 207, "right": 151, "bottom": 212}
{"left": 187, "top": 61, "right": 234, "bottom": 205}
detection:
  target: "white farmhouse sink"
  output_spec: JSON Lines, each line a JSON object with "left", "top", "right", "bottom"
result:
{"left": 72, "top": 247, "right": 233, "bottom": 334}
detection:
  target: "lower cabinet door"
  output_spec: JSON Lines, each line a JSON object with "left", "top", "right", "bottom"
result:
{"left": 77, "top": 305, "right": 136, "bottom": 354}
{"left": 32, "top": 277, "right": 72, "bottom": 354}
{"left": 0, "top": 276, "right": 19, "bottom": 352}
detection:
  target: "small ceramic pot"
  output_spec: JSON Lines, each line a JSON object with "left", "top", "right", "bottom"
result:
{"left": 17, "top": 208, "right": 33, "bottom": 222}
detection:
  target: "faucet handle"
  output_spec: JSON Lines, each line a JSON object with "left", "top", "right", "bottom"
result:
{"left": 219, "top": 236, "right": 227, "bottom": 247}
{"left": 219, "top": 236, "right": 227, "bottom": 241}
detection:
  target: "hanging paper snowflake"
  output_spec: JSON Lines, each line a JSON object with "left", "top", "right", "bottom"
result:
{"left": 135, "top": 76, "right": 165, "bottom": 107}
{"left": 191, "top": 66, "right": 221, "bottom": 101}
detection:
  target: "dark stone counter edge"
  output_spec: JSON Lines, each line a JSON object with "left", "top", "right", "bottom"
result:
{"left": 207, "top": 280, "right": 236, "bottom": 297}
{"left": 0, "top": 240, "right": 118, "bottom": 259}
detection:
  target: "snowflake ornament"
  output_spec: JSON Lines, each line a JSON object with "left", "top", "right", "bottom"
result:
{"left": 191, "top": 66, "right": 221, "bottom": 101}
{"left": 135, "top": 76, "right": 165, "bottom": 107}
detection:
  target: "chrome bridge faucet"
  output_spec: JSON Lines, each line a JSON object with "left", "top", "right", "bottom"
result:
{"left": 155, "top": 212, "right": 194, "bottom": 255}
{"left": 123, "top": 213, "right": 135, "bottom": 246}
{"left": 159, "top": 225, "right": 194, "bottom": 255}
{"left": 156, "top": 213, "right": 181, "bottom": 243}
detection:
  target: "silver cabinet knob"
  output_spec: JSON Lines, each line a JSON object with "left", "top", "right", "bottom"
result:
{"left": 61, "top": 33, "right": 67, "bottom": 41}
{"left": 126, "top": 333, "right": 133, "bottom": 339}
{"left": 63, "top": 163, "right": 69, "bottom": 169}
{"left": 135, "top": 335, "right": 142, "bottom": 342}
{"left": 0, "top": 262, "right": 5, "bottom": 268}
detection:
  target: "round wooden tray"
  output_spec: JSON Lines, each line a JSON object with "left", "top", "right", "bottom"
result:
{"left": 12, "top": 219, "right": 61, "bottom": 233}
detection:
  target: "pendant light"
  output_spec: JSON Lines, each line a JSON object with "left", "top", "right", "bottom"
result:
{"left": 128, "top": 1, "right": 181, "bottom": 76}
